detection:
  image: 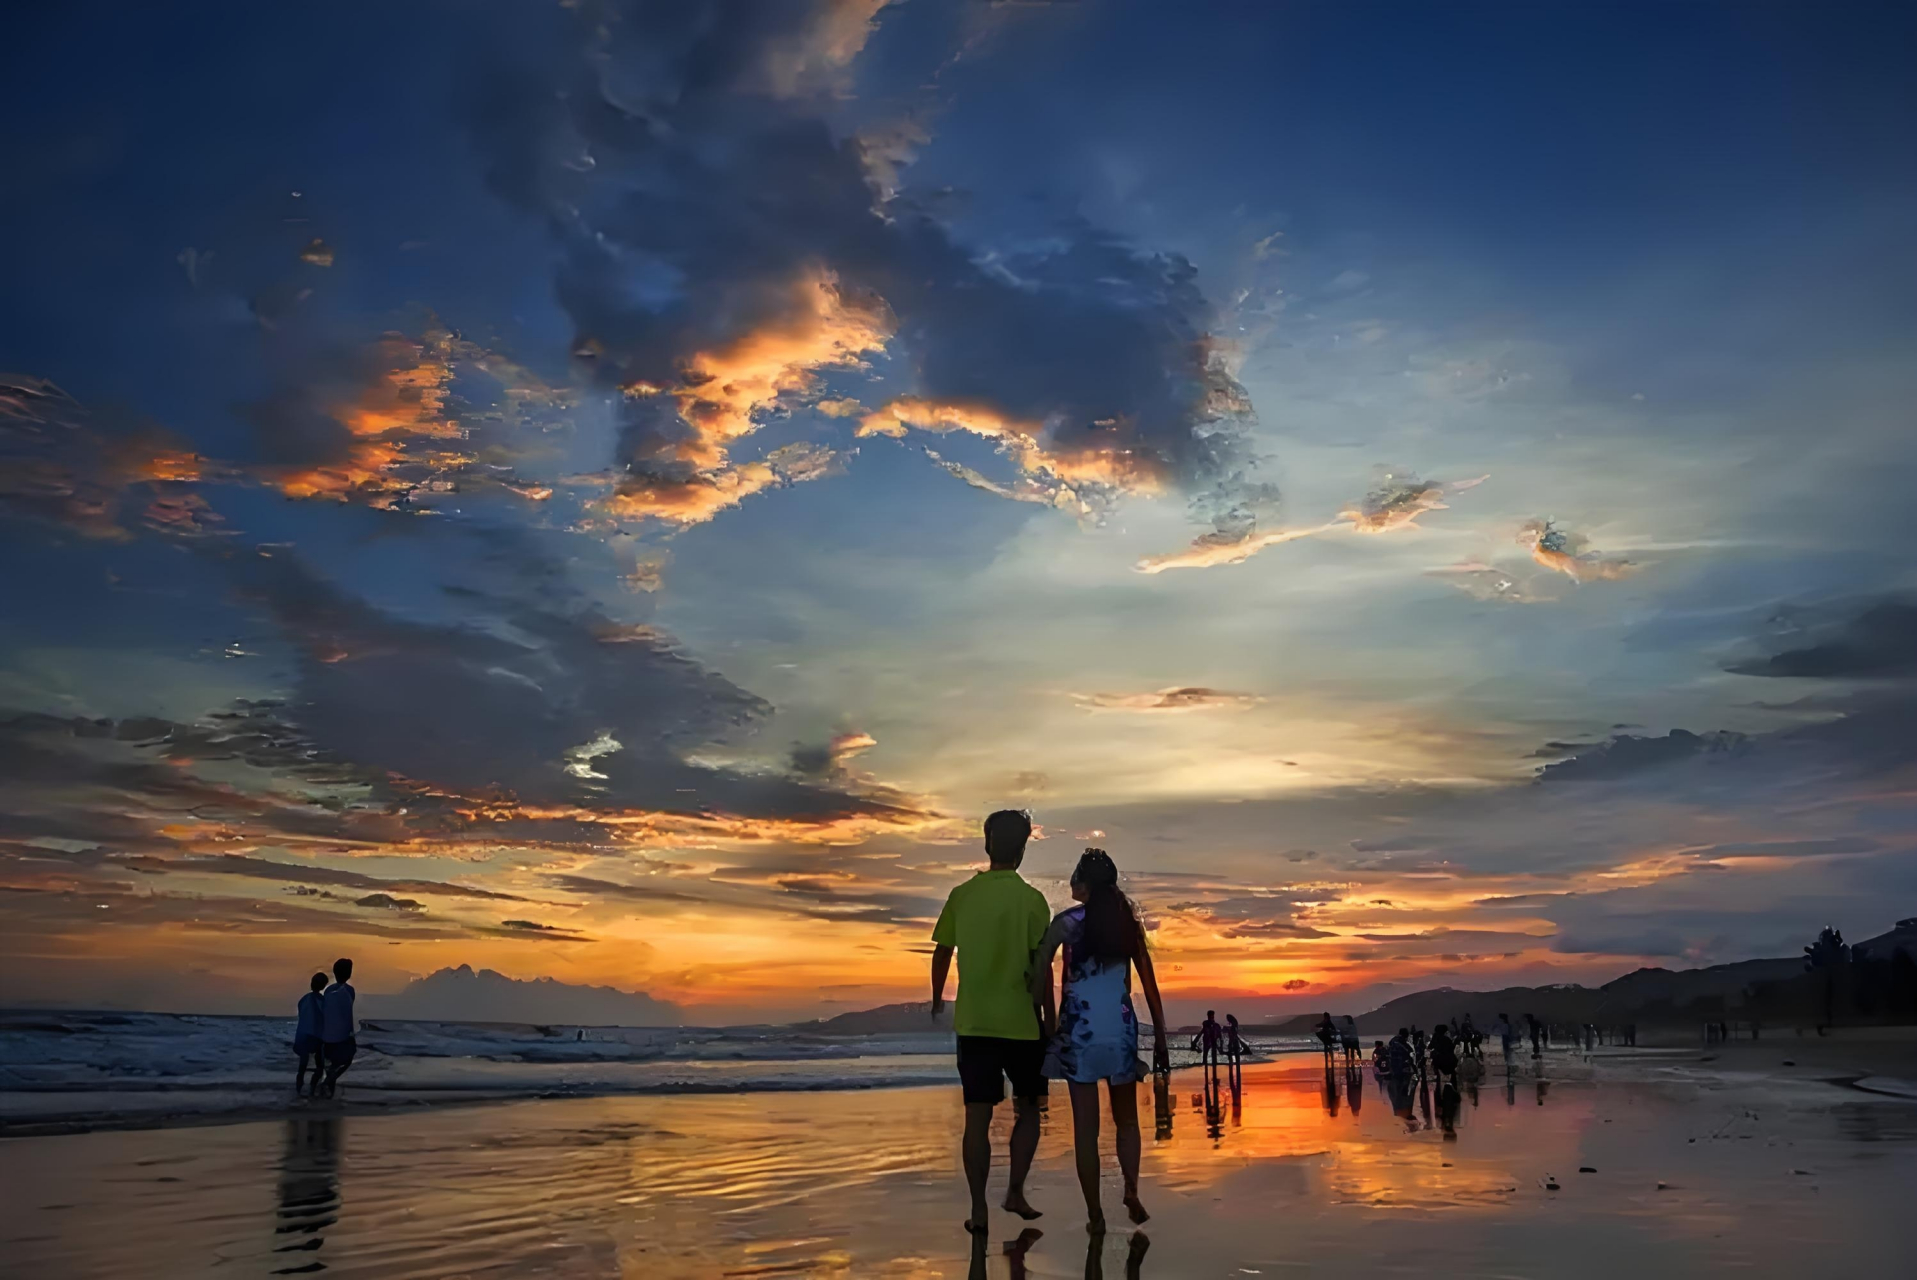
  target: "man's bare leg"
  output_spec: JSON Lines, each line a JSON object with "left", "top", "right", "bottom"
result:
{"left": 962, "top": 1101, "right": 993, "bottom": 1233}
{"left": 1004, "top": 1095, "right": 1043, "bottom": 1219}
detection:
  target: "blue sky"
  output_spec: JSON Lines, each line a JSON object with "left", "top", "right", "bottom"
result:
{"left": 2, "top": 1, "right": 1914, "bottom": 1021}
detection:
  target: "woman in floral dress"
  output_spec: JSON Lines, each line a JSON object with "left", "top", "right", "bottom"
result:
{"left": 1029, "top": 848, "right": 1169, "bottom": 1232}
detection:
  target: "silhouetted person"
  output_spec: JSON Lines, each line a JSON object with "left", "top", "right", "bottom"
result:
{"left": 1430, "top": 1023, "right": 1459, "bottom": 1084}
{"left": 1387, "top": 1027, "right": 1413, "bottom": 1076}
{"left": 1196, "top": 1011, "right": 1225, "bottom": 1071}
{"left": 932, "top": 810, "right": 1051, "bottom": 1234}
{"left": 1525, "top": 1013, "right": 1542, "bottom": 1058}
{"left": 1494, "top": 1012, "right": 1516, "bottom": 1060}
{"left": 1411, "top": 1025, "right": 1429, "bottom": 1078}
{"left": 1315, "top": 1011, "right": 1338, "bottom": 1063}
{"left": 1460, "top": 1013, "right": 1481, "bottom": 1058}
{"left": 1029, "top": 848, "right": 1169, "bottom": 1233}
{"left": 317, "top": 958, "right": 356, "bottom": 1097}
{"left": 293, "top": 971, "right": 326, "bottom": 1097}
{"left": 1371, "top": 1039, "right": 1389, "bottom": 1072}
{"left": 1340, "top": 1015, "right": 1361, "bottom": 1063}
{"left": 1224, "top": 1014, "right": 1243, "bottom": 1071}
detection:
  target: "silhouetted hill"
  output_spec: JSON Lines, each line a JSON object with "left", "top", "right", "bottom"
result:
{"left": 799, "top": 1001, "right": 952, "bottom": 1034}
{"left": 366, "top": 965, "right": 681, "bottom": 1026}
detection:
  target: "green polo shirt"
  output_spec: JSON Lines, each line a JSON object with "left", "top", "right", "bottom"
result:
{"left": 932, "top": 868, "right": 1050, "bottom": 1040}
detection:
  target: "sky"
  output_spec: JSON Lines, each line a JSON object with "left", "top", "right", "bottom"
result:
{"left": 3, "top": 0, "right": 1915, "bottom": 1025}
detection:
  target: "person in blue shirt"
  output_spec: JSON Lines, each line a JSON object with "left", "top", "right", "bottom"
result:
{"left": 318, "top": 957, "right": 357, "bottom": 1098}
{"left": 293, "top": 971, "right": 327, "bottom": 1096}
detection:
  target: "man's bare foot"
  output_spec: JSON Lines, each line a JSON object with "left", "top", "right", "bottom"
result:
{"left": 1123, "top": 1193, "right": 1150, "bottom": 1224}
{"left": 1002, "top": 1189, "right": 1043, "bottom": 1220}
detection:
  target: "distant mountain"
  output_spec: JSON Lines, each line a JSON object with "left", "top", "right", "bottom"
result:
{"left": 1239, "top": 956, "right": 1807, "bottom": 1036}
{"left": 798, "top": 1000, "right": 953, "bottom": 1035}
{"left": 366, "top": 965, "right": 681, "bottom": 1027}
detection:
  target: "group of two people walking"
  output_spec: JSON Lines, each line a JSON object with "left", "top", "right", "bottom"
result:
{"left": 293, "top": 957, "right": 358, "bottom": 1098}
{"left": 931, "top": 810, "right": 1170, "bottom": 1236}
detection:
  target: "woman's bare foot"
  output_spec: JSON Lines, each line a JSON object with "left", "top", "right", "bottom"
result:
{"left": 1086, "top": 1212, "right": 1107, "bottom": 1235}
{"left": 964, "top": 1216, "right": 989, "bottom": 1235}
{"left": 1002, "top": 1189, "right": 1043, "bottom": 1220}
{"left": 1123, "top": 1193, "right": 1150, "bottom": 1224}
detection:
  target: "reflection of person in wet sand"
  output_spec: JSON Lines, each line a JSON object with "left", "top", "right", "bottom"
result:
{"left": 1152, "top": 1073, "right": 1173, "bottom": 1142}
{"left": 1437, "top": 1081, "right": 1461, "bottom": 1141}
{"left": 1322, "top": 1062, "right": 1341, "bottom": 1117}
{"left": 1344, "top": 1062, "right": 1364, "bottom": 1114}
{"left": 969, "top": 1227, "right": 1044, "bottom": 1280}
{"left": 1031, "top": 849, "right": 1170, "bottom": 1234}
{"left": 273, "top": 1115, "right": 340, "bottom": 1271}
{"left": 1340, "top": 1015, "right": 1361, "bottom": 1063}
{"left": 1084, "top": 1229, "right": 1151, "bottom": 1280}
{"left": 932, "top": 810, "right": 1052, "bottom": 1235}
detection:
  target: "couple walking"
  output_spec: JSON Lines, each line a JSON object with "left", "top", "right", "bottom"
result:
{"left": 293, "top": 957, "right": 357, "bottom": 1098}
{"left": 930, "top": 810, "right": 1170, "bottom": 1235}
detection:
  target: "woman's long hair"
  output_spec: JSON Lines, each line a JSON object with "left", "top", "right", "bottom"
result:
{"left": 1073, "top": 848, "right": 1143, "bottom": 964}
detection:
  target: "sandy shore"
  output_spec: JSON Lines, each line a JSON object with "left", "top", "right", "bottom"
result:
{"left": 4, "top": 1045, "right": 1915, "bottom": 1278}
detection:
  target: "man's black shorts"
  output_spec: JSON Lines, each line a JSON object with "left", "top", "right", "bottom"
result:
{"left": 322, "top": 1037, "right": 357, "bottom": 1068}
{"left": 956, "top": 1035, "right": 1046, "bottom": 1106}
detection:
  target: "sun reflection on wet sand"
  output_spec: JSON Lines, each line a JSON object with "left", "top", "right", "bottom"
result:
{"left": 3, "top": 1055, "right": 1915, "bottom": 1278}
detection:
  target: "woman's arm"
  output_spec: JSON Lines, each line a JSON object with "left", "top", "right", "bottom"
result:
{"left": 1134, "top": 927, "right": 1171, "bottom": 1071}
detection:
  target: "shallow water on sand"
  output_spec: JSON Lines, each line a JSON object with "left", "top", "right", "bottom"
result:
{"left": 4, "top": 1054, "right": 1915, "bottom": 1278}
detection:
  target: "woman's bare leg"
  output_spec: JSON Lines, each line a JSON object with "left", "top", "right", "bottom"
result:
{"left": 1067, "top": 1080, "right": 1104, "bottom": 1231}
{"left": 1109, "top": 1082, "right": 1147, "bottom": 1222}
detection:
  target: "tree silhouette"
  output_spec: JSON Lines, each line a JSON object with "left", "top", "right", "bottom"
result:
{"left": 1803, "top": 926, "right": 1850, "bottom": 1031}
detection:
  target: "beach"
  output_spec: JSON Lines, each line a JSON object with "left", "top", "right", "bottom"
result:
{"left": 5, "top": 1042, "right": 1915, "bottom": 1278}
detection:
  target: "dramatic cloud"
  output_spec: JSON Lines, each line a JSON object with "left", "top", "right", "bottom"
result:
{"left": 1074, "top": 687, "right": 1261, "bottom": 712}
{"left": 1727, "top": 597, "right": 1917, "bottom": 679}
{"left": 1136, "top": 471, "right": 1485, "bottom": 572}
{"left": 1534, "top": 729, "right": 1750, "bottom": 782}
{"left": 467, "top": 0, "right": 1268, "bottom": 538}
{"left": 1517, "top": 519, "right": 1640, "bottom": 583}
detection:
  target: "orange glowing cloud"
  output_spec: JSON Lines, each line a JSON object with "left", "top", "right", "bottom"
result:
{"left": 605, "top": 269, "right": 886, "bottom": 525}
{"left": 859, "top": 396, "right": 1167, "bottom": 499}
{"left": 1135, "top": 524, "right": 1335, "bottom": 573}
{"left": 275, "top": 334, "right": 467, "bottom": 507}
{"left": 1517, "top": 519, "right": 1641, "bottom": 583}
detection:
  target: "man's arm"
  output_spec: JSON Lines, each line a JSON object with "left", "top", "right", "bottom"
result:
{"left": 930, "top": 944, "right": 954, "bottom": 1019}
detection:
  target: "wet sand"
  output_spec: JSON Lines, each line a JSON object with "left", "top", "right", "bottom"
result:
{"left": 4, "top": 1049, "right": 1915, "bottom": 1278}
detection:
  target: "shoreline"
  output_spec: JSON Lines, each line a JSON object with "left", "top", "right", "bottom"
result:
{"left": 7, "top": 1028, "right": 1913, "bottom": 1140}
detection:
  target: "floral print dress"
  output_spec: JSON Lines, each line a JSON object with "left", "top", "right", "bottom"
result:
{"left": 1040, "top": 906, "right": 1145, "bottom": 1085}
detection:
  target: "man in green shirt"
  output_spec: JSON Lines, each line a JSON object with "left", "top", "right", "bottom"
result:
{"left": 931, "top": 809, "right": 1052, "bottom": 1234}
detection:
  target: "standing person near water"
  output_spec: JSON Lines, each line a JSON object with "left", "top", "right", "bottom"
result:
{"left": 293, "top": 971, "right": 327, "bottom": 1097}
{"left": 932, "top": 810, "right": 1053, "bottom": 1236}
{"left": 1030, "top": 848, "right": 1170, "bottom": 1234}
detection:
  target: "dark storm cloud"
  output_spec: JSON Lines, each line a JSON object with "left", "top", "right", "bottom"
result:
{"left": 1727, "top": 597, "right": 1917, "bottom": 679}
{"left": 236, "top": 552, "right": 919, "bottom": 822}
{"left": 1534, "top": 728, "right": 1751, "bottom": 782}
{"left": 464, "top": 0, "right": 1269, "bottom": 525}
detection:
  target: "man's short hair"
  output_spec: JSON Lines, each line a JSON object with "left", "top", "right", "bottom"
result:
{"left": 333, "top": 957, "right": 354, "bottom": 981}
{"left": 982, "top": 809, "right": 1032, "bottom": 861}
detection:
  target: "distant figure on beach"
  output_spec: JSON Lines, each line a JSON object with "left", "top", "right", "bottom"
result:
{"left": 1224, "top": 1013, "right": 1244, "bottom": 1068}
{"left": 1030, "top": 848, "right": 1170, "bottom": 1233}
{"left": 1315, "top": 1011, "right": 1340, "bottom": 1062}
{"left": 1429, "top": 1023, "right": 1459, "bottom": 1084}
{"left": 317, "top": 958, "right": 357, "bottom": 1098}
{"left": 1525, "top": 1013, "right": 1542, "bottom": 1058}
{"left": 1495, "top": 1012, "right": 1516, "bottom": 1059}
{"left": 1411, "top": 1025, "right": 1429, "bottom": 1077}
{"left": 293, "top": 972, "right": 327, "bottom": 1096}
{"left": 1340, "top": 1015, "right": 1361, "bottom": 1063}
{"left": 1387, "top": 1027, "right": 1413, "bottom": 1076}
{"left": 1196, "top": 1010, "right": 1225, "bottom": 1069}
{"left": 932, "top": 809, "right": 1052, "bottom": 1235}
{"left": 1460, "top": 1013, "right": 1481, "bottom": 1058}
{"left": 1371, "top": 1039, "right": 1389, "bottom": 1071}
